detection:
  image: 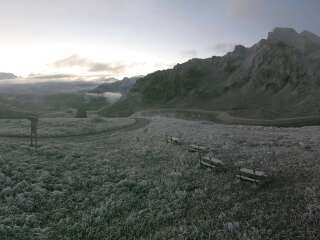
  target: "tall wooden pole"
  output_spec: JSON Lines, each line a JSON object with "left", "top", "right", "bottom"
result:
{"left": 30, "top": 118, "right": 38, "bottom": 148}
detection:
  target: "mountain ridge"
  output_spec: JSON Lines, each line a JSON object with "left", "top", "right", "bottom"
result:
{"left": 100, "top": 27, "right": 320, "bottom": 119}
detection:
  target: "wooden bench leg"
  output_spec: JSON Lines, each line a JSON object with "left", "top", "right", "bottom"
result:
{"left": 30, "top": 133, "right": 33, "bottom": 147}
{"left": 35, "top": 132, "right": 38, "bottom": 149}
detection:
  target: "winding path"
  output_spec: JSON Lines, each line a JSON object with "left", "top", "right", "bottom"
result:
{"left": 137, "top": 108, "right": 320, "bottom": 127}
{"left": 0, "top": 118, "right": 150, "bottom": 142}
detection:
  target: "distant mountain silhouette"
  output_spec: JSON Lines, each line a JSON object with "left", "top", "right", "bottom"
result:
{"left": 90, "top": 76, "right": 142, "bottom": 95}
{"left": 101, "top": 28, "right": 320, "bottom": 119}
{"left": 0, "top": 72, "right": 17, "bottom": 80}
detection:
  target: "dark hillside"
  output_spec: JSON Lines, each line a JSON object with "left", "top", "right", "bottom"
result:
{"left": 101, "top": 28, "right": 320, "bottom": 119}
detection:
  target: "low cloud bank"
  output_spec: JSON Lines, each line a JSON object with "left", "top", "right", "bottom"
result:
{"left": 53, "top": 55, "right": 126, "bottom": 74}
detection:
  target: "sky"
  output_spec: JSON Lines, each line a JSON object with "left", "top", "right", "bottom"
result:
{"left": 1, "top": 0, "right": 320, "bottom": 81}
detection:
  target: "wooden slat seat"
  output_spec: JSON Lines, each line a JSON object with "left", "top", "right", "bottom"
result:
{"left": 166, "top": 136, "right": 182, "bottom": 145}
{"left": 200, "top": 154, "right": 225, "bottom": 169}
{"left": 188, "top": 144, "right": 209, "bottom": 153}
{"left": 236, "top": 168, "right": 268, "bottom": 184}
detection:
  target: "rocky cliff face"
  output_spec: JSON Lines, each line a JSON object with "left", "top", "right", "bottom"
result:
{"left": 102, "top": 28, "right": 320, "bottom": 118}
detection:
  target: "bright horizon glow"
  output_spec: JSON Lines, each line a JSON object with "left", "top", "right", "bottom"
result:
{"left": 0, "top": 41, "right": 180, "bottom": 79}
{"left": 1, "top": 0, "right": 319, "bottom": 81}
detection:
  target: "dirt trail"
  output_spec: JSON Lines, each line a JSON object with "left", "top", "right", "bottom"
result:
{"left": 137, "top": 108, "right": 320, "bottom": 127}
{"left": 0, "top": 118, "right": 150, "bottom": 141}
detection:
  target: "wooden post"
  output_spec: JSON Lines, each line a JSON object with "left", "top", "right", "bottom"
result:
{"left": 198, "top": 151, "right": 202, "bottom": 166}
{"left": 30, "top": 120, "right": 33, "bottom": 147}
{"left": 30, "top": 118, "right": 38, "bottom": 148}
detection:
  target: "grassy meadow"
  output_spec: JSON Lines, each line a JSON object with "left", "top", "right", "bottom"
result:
{"left": 0, "top": 116, "right": 320, "bottom": 239}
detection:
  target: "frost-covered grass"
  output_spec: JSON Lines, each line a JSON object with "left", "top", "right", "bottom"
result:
{"left": 0, "top": 116, "right": 320, "bottom": 239}
{"left": 0, "top": 117, "right": 135, "bottom": 137}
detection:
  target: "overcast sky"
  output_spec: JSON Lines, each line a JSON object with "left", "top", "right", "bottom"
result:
{"left": 1, "top": 0, "right": 320, "bottom": 80}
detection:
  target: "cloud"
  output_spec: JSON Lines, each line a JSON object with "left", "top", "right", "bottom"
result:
{"left": 228, "top": 0, "right": 264, "bottom": 18}
{"left": 53, "top": 55, "right": 89, "bottom": 68}
{"left": 28, "top": 73, "right": 77, "bottom": 79}
{"left": 153, "top": 62, "right": 176, "bottom": 69}
{"left": 210, "top": 43, "right": 236, "bottom": 55}
{"left": 179, "top": 49, "right": 198, "bottom": 58}
{"left": 88, "top": 63, "right": 125, "bottom": 73}
{"left": 52, "top": 55, "right": 126, "bottom": 74}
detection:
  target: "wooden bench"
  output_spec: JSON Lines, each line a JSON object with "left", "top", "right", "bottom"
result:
{"left": 236, "top": 168, "right": 268, "bottom": 184}
{"left": 166, "top": 136, "right": 182, "bottom": 145}
{"left": 200, "top": 154, "right": 225, "bottom": 170}
{"left": 188, "top": 144, "right": 209, "bottom": 153}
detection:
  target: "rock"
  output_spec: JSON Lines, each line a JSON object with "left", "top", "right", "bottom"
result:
{"left": 25, "top": 214, "right": 40, "bottom": 227}
{"left": 175, "top": 190, "right": 187, "bottom": 199}
{"left": 304, "top": 204, "right": 320, "bottom": 225}
{"left": 31, "top": 183, "right": 47, "bottom": 194}
{"left": 1, "top": 186, "right": 13, "bottom": 197}
{"left": 15, "top": 192, "right": 34, "bottom": 211}
{"left": 224, "top": 222, "right": 240, "bottom": 234}
{"left": 0, "top": 171, "right": 6, "bottom": 186}
{"left": 51, "top": 190, "right": 64, "bottom": 198}
{"left": 13, "top": 180, "right": 31, "bottom": 194}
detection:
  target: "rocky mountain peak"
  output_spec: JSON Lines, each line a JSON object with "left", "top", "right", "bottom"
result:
{"left": 267, "top": 27, "right": 320, "bottom": 52}
{"left": 267, "top": 27, "right": 304, "bottom": 49}
{"left": 268, "top": 27, "right": 299, "bottom": 40}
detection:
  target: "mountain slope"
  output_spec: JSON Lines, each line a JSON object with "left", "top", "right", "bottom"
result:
{"left": 101, "top": 28, "right": 320, "bottom": 119}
